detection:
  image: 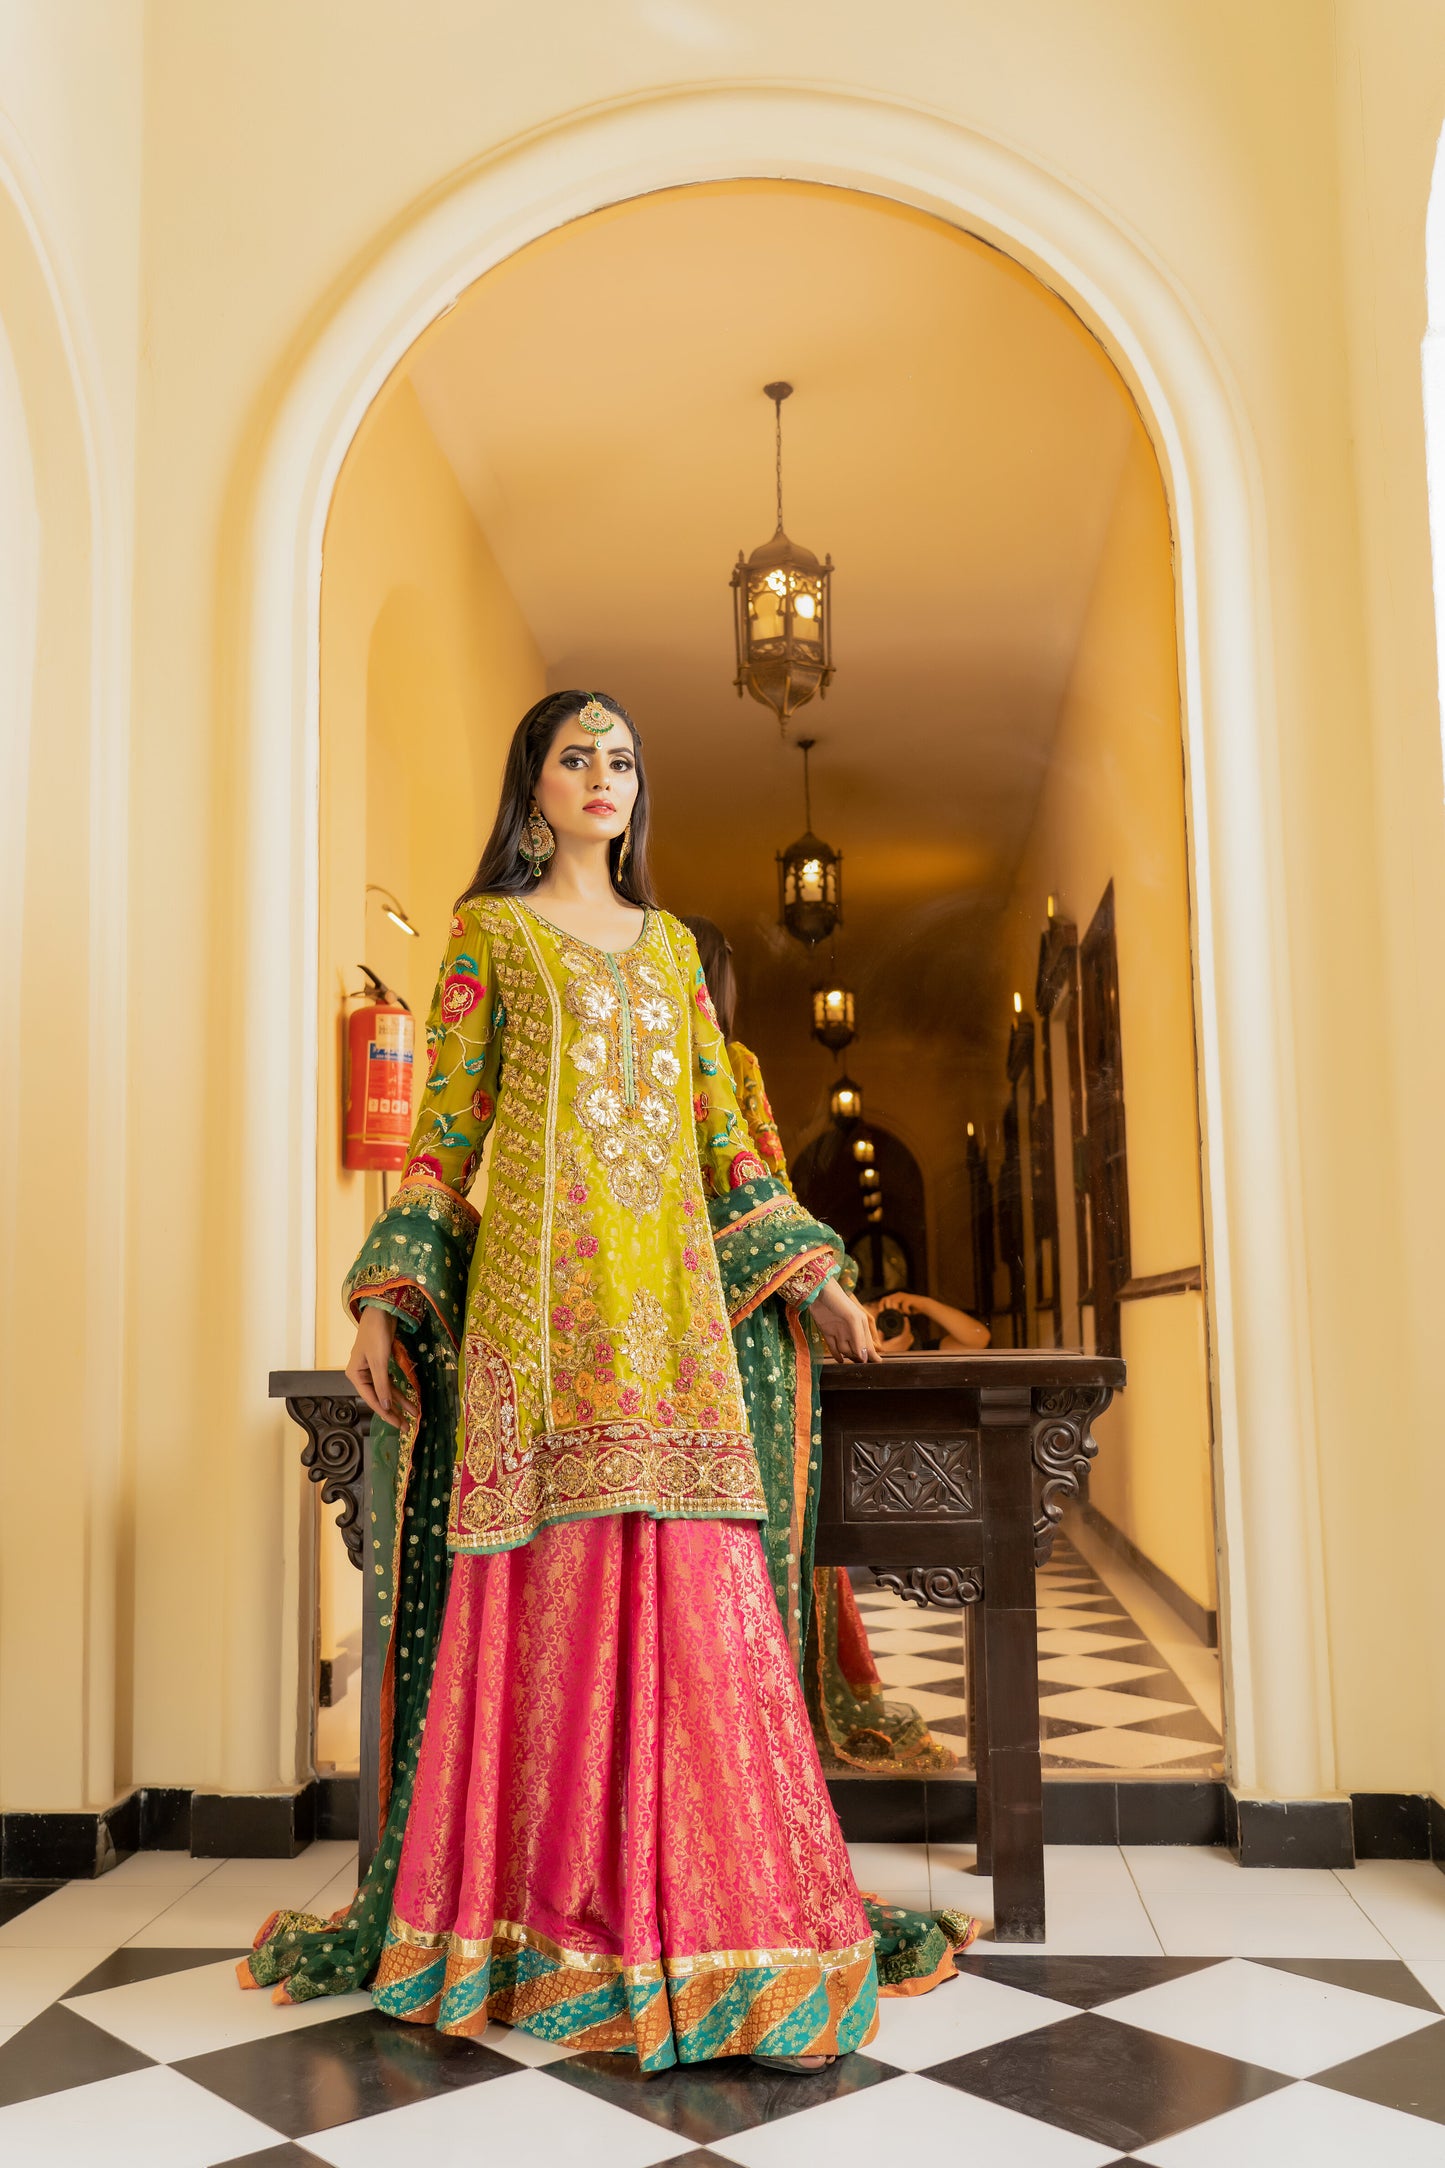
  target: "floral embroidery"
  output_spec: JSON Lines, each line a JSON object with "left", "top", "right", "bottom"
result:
{"left": 560, "top": 931, "right": 680, "bottom": 1214}
{"left": 621, "top": 1289, "right": 671, "bottom": 1380}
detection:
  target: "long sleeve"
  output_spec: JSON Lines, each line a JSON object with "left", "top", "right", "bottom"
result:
{"left": 727, "top": 1038, "right": 796, "bottom": 1198}
{"left": 402, "top": 905, "right": 503, "bottom": 1200}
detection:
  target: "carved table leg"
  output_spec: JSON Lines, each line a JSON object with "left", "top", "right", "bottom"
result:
{"left": 971, "top": 1605, "right": 992, "bottom": 1875}
{"left": 979, "top": 1382, "right": 1045, "bottom": 1941}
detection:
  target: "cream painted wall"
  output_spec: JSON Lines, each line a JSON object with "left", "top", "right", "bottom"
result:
{"left": 5, "top": 0, "right": 1445, "bottom": 1805}
{"left": 988, "top": 417, "right": 1215, "bottom": 1614}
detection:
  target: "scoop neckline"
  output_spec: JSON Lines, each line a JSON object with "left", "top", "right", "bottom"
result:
{"left": 513, "top": 897, "right": 651, "bottom": 959}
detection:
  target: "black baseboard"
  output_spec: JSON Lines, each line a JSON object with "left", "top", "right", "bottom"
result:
{"left": 1080, "top": 1502, "right": 1218, "bottom": 1647}
{"left": 190, "top": 1783, "right": 317, "bottom": 1859}
{"left": 1228, "top": 1794, "right": 1354, "bottom": 1869}
{"left": 826, "top": 1775, "right": 1230, "bottom": 1849}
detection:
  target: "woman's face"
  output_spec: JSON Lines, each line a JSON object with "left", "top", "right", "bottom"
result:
{"left": 533, "top": 710, "right": 640, "bottom": 851}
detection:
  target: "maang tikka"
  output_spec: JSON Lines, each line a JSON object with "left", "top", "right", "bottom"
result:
{"left": 518, "top": 799, "right": 556, "bottom": 877}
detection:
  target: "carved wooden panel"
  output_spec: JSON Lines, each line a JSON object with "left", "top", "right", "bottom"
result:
{"left": 847, "top": 1435, "right": 975, "bottom": 1518}
{"left": 288, "top": 1394, "right": 368, "bottom": 1568}
{"left": 1030, "top": 1383, "right": 1114, "bottom": 1563}
{"left": 871, "top": 1564, "right": 983, "bottom": 1610}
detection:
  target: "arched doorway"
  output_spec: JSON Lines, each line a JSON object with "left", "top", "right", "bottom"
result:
{"left": 234, "top": 86, "right": 1336, "bottom": 1805}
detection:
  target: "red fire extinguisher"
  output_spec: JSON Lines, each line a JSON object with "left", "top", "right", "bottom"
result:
{"left": 343, "top": 967, "right": 415, "bottom": 1172}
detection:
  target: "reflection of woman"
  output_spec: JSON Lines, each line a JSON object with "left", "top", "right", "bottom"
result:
{"left": 683, "top": 917, "right": 960, "bottom": 1777}
{"left": 243, "top": 693, "right": 885, "bottom": 2072}
{"left": 868, "top": 1290, "right": 991, "bottom": 1354}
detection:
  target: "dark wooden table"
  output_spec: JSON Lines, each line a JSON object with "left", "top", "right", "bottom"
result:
{"left": 815, "top": 1350, "right": 1122, "bottom": 1939}
{"left": 273, "top": 1346, "right": 1121, "bottom": 1941}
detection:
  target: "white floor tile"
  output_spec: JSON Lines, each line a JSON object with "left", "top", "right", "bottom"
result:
{"left": 1036, "top": 1629, "right": 1148, "bottom": 1657}
{"left": 862, "top": 1683, "right": 972, "bottom": 1724}
{"left": 1040, "top": 1684, "right": 1192, "bottom": 1728}
{"left": 0, "top": 1946, "right": 116, "bottom": 2027}
{"left": 197, "top": 1843, "right": 357, "bottom": 1896}
{"left": 124, "top": 1890, "right": 286, "bottom": 1948}
{"left": 713, "top": 2071, "right": 1118, "bottom": 2167}
{"left": 1336, "top": 1860, "right": 1445, "bottom": 1959}
{"left": 65, "top": 1952, "right": 372, "bottom": 2060}
{"left": 1041, "top": 1728, "right": 1218, "bottom": 1770}
{"left": 0, "top": 2063, "right": 282, "bottom": 2168}
{"left": 869, "top": 1655, "right": 970, "bottom": 1688}
{"left": 845, "top": 1842, "right": 931, "bottom": 1902}
{"left": 1133, "top": 2076, "right": 1445, "bottom": 2167}
{"left": 306, "top": 1866, "right": 361, "bottom": 1920}
{"left": 1142, "top": 1883, "right": 1396, "bottom": 1958}
{"left": 1038, "top": 1656, "right": 1169, "bottom": 1687}
{"left": 933, "top": 1853, "right": 1160, "bottom": 1956}
{"left": 1123, "top": 1846, "right": 1337, "bottom": 1897}
{"left": 870, "top": 1968, "right": 1079, "bottom": 2068}
{"left": 479, "top": 2018, "right": 581, "bottom": 2066}
{"left": 1407, "top": 1958, "right": 1445, "bottom": 2007}
{"left": 1102, "top": 1953, "right": 1440, "bottom": 2077}
{"left": 302, "top": 2064, "right": 689, "bottom": 2165}
{"left": 99, "top": 1854, "right": 220, "bottom": 1893}
{"left": 0, "top": 1884, "right": 172, "bottom": 1949}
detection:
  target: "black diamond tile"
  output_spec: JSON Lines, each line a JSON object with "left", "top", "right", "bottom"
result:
{"left": 928, "top": 2009, "right": 1290, "bottom": 2152}
{"left": 215, "top": 2150, "right": 331, "bottom": 2166}
{"left": 65, "top": 1946, "right": 249, "bottom": 1996}
{"left": 1257, "top": 1958, "right": 1443, "bottom": 2015}
{"left": 1313, "top": 2018, "right": 1445, "bottom": 2124}
{"left": 0, "top": 1878, "right": 61, "bottom": 1924}
{"left": 955, "top": 1952, "right": 1220, "bottom": 2010}
{"left": 175, "top": 2007, "right": 515, "bottom": 2138}
{"left": 550, "top": 2047, "right": 896, "bottom": 2142}
{"left": 0, "top": 2002, "right": 154, "bottom": 2108}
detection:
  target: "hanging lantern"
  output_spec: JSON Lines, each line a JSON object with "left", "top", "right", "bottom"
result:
{"left": 777, "top": 736, "right": 842, "bottom": 947}
{"left": 830, "top": 1073, "right": 864, "bottom": 1125}
{"left": 731, "top": 382, "right": 834, "bottom": 730}
{"left": 811, "top": 981, "right": 856, "bottom": 1051}
{"left": 864, "top": 1194, "right": 884, "bottom": 1223}
{"left": 851, "top": 1133, "right": 875, "bottom": 1164}
{"left": 859, "top": 1165, "right": 879, "bottom": 1189}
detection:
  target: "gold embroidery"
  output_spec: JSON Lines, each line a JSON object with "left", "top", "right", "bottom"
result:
{"left": 620, "top": 1288, "right": 670, "bottom": 1380}
{"left": 559, "top": 932, "right": 680, "bottom": 1214}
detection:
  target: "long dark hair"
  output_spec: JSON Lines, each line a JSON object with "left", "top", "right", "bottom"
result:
{"left": 459, "top": 690, "right": 658, "bottom": 906}
{"left": 681, "top": 914, "right": 737, "bottom": 1042}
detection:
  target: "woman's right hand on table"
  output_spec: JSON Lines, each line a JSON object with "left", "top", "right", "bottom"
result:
{"left": 347, "top": 1304, "right": 399, "bottom": 1422}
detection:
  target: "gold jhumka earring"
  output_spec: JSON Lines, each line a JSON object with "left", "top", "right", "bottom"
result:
{"left": 616, "top": 821, "right": 633, "bottom": 874}
{"left": 519, "top": 800, "right": 555, "bottom": 877}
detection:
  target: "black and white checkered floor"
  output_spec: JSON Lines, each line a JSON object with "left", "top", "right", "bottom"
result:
{"left": 4, "top": 1840, "right": 1445, "bottom": 2164}
{"left": 855, "top": 1526, "right": 1223, "bottom": 1775}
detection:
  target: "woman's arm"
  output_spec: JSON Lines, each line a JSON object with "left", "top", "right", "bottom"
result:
{"left": 897, "top": 1291, "right": 991, "bottom": 1350}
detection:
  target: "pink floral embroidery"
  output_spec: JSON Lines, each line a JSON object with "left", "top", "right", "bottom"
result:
{"left": 618, "top": 1386, "right": 642, "bottom": 1415}
{"left": 405, "top": 1152, "right": 444, "bottom": 1183}
{"left": 729, "top": 1150, "right": 768, "bottom": 1187}
{"left": 656, "top": 1398, "right": 677, "bottom": 1424}
{"left": 551, "top": 1304, "right": 574, "bottom": 1332}
{"left": 693, "top": 1092, "right": 710, "bottom": 1122}
{"left": 709, "top": 1368, "right": 727, "bottom": 1391}
{"left": 441, "top": 974, "right": 479, "bottom": 1022}
{"left": 682, "top": 1246, "right": 699, "bottom": 1271}
{"left": 450, "top": 913, "right": 466, "bottom": 937}
{"left": 575, "top": 1234, "right": 599, "bottom": 1258}
{"left": 554, "top": 1369, "right": 572, "bottom": 1391}
{"left": 568, "top": 1182, "right": 587, "bottom": 1206}
{"left": 678, "top": 1355, "right": 698, "bottom": 1385}
{"left": 471, "top": 1087, "right": 494, "bottom": 1123}
{"left": 695, "top": 983, "right": 719, "bottom": 1026}
{"left": 700, "top": 1404, "right": 719, "bottom": 1426}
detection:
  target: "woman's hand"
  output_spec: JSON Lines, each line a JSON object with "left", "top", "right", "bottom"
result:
{"left": 810, "top": 1277, "right": 882, "bottom": 1363}
{"left": 347, "top": 1304, "right": 399, "bottom": 1422}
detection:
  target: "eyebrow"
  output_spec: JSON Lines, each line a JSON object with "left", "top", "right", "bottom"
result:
{"left": 559, "top": 740, "right": 632, "bottom": 757}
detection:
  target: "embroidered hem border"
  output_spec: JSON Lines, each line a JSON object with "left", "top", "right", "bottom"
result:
{"left": 372, "top": 1913, "right": 879, "bottom": 2069}
{"left": 447, "top": 1493, "right": 768, "bottom": 1557}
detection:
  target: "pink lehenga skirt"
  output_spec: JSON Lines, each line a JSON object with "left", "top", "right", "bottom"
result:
{"left": 371, "top": 1512, "right": 878, "bottom": 2068}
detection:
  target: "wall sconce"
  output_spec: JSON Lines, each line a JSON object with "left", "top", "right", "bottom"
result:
{"left": 367, "top": 884, "right": 420, "bottom": 937}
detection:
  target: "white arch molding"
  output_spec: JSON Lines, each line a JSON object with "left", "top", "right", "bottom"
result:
{"left": 239, "top": 84, "right": 1334, "bottom": 1802}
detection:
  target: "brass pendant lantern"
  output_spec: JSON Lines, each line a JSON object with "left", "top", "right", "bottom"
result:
{"left": 777, "top": 736, "right": 842, "bottom": 947}
{"left": 851, "top": 1133, "right": 875, "bottom": 1164}
{"left": 859, "top": 1165, "right": 879, "bottom": 1189}
{"left": 731, "top": 383, "right": 834, "bottom": 730}
{"left": 811, "top": 981, "right": 856, "bottom": 1051}
{"left": 830, "top": 1072, "right": 864, "bottom": 1125}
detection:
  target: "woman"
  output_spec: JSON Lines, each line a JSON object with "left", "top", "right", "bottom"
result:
{"left": 681, "top": 917, "right": 959, "bottom": 1778}
{"left": 243, "top": 692, "right": 884, "bottom": 2071}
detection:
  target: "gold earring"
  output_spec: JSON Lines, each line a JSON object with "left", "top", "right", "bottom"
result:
{"left": 617, "top": 820, "right": 633, "bottom": 874}
{"left": 519, "top": 801, "right": 555, "bottom": 877}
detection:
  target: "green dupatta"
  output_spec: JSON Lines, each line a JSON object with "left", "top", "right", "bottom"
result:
{"left": 242, "top": 1188, "right": 476, "bottom": 2002}
{"left": 710, "top": 1179, "right": 978, "bottom": 1990}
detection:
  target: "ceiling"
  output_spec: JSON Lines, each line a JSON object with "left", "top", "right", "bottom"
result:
{"left": 406, "top": 180, "right": 1138, "bottom": 1064}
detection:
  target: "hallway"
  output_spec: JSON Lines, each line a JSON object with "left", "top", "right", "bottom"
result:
{"left": 2, "top": 1842, "right": 1444, "bottom": 2163}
